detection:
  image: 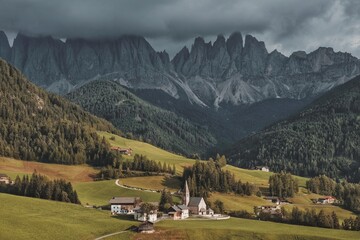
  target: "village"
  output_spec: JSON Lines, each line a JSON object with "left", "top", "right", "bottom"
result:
{"left": 109, "top": 180, "right": 228, "bottom": 233}
{"left": 106, "top": 166, "right": 340, "bottom": 234}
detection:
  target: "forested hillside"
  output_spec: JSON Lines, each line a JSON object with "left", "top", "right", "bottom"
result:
{"left": 0, "top": 59, "right": 119, "bottom": 165}
{"left": 67, "top": 80, "right": 217, "bottom": 156}
{"left": 227, "top": 75, "right": 360, "bottom": 182}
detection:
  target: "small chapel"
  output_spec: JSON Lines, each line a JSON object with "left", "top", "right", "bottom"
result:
{"left": 182, "top": 180, "right": 214, "bottom": 215}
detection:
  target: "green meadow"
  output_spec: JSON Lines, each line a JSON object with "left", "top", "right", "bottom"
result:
{"left": 0, "top": 193, "right": 135, "bottom": 240}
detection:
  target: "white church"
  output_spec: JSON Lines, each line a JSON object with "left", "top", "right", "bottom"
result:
{"left": 169, "top": 181, "right": 214, "bottom": 219}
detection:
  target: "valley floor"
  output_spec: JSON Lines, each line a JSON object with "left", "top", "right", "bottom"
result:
{"left": 1, "top": 193, "right": 359, "bottom": 240}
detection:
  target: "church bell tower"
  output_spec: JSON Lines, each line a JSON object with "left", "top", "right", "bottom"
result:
{"left": 183, "top": 180, "right": 190, "bottom": 206}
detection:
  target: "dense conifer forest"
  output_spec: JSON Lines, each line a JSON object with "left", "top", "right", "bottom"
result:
{"left": 227, "top": 76, "right": 360, "bottom": 182}
{"left": 66, "top": 80, "right": 217, "bottom": 156}
{"left": 0, "top": 172, "right": 80, "bottom": 204}
{"left": 182, "top": 157, "right": 259, "bottom": 200}
{"left": 98, "top": 154, "right": 176, "bottom": 179}
{"left": 0, "top": 59, "right": 120, "bottom": 165}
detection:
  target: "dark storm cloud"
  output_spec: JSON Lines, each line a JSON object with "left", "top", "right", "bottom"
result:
{"left": 0, "top": 0, "right": 359, "bottom": 57}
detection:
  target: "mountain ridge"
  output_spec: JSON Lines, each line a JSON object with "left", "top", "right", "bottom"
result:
{"left": 1, "top": 31, "right": 359, "bottom": 108}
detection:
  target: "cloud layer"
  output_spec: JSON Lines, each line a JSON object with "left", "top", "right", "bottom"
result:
{"left": 0, "top": 0, "right": 359, "bottom": 57}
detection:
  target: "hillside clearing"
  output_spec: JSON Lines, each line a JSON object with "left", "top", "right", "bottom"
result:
{"left": 0, "top": 157, "right": 97, "bottom": 182}
{"left": 74, "top": 180, "right": 162, "bottom": 206}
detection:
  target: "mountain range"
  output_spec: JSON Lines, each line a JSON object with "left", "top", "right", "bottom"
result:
{"left": 1, "top": 31, "right": 359, "bottom": 108}
{"left": 1, "top": 30, "right": 360, "bottom": 160}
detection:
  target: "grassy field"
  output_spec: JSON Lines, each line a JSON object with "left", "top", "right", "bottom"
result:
{"left": 285, "top": 189, "right": 358, "bottom": 222}
{"left": 120, "top": 175, "right": 181, "bottom": 192}
{"left": 136, "top": 218, "right": 360, "bottom": 240}
{"left": 2, "top": 193, "right": 359, "bottom": 240}
{"left": 209, "top": 192, "right": 269, "bottom": 212}
{"left": 98, "top": 131, "right": 308, "bottom": 187}
{"left": 74, "top": 179, "right": 162, "bottom": 206}
{"left": 0, "top": 193, "right": 136, "bottom": 240}
{"left": 0, "top": 157, "right": 97, "bottom": 182}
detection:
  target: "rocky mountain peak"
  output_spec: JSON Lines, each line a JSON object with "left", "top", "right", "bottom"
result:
{"left": 265, "top": 49, "right": 287, "bottom": 75}
{"left": 241, "top": 34, "right": 268, "bottom": 76}
{"left": 172, "top": 46, "right": 190, "bottom": 74}
{"left": 213, "top": 35, "right": 226, "bottom": 47}
{"left": 0, "top": 31, "right": 11, "bottom": 61}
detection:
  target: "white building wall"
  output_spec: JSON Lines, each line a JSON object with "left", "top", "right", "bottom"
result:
{"left": 198, "top": 199, "right": 207, "bottom": 214}
{"left": 181, "top": 209, "right": 189, "bottom": 219}
{"left": 111, "top": 204, "right": 122, "bottom": 214}
{"left": 134, "top": 213, "right": 157, "bottom": 222}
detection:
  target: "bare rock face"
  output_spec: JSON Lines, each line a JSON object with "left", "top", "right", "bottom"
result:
{"left": 0, "top": 31, "right": 359, "bottom": 108}
{"left": 0, "top": 31, "right": 11, "bottom": 62}
{"left": 172, "top": 34, "right": 360, "bottom": 106}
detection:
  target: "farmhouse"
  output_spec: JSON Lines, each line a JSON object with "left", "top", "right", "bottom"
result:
{"left": 255, "top": 205, "right": 282, "bottom": 218}
{"left": 134, "top": 202, "right": 159, "bottom": 222}
{"left": 254, "top": 166, "right": 270, "bottom": 172}
{"left": 109, "top": 197, "right": 141, "bottom": 214}
{"left": 0, "top": 173, "right": 10, "bottom": 184}
{"left": 134, "top": 208, "right": 158, "bottom": 222}
{"left": 168, "top": 205, "right": 189, "bottom": 220}
{"left": 316, "top": 196, "right": 337, "bottom": 204}
{"left": 110, "top": 146, "right": 133, "bottom": 156}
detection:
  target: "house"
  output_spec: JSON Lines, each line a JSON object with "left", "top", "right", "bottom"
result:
{"left": 134, "top": 202, "right": 159, "bottom": 222}
{"left": 138, "top": 221, "right": 155, "bottom": 233}
{"left": 110, "top": 146, "right": 133, "bottom": 156}
{"left": 134, "top": 208, "right": 158, "bottom": 222}
{"left": 109, "top": 197, "right": 141, "bottom": 214}
{"left": 0, "top": 174, "right": 10, "bottom": 184}
{"left": 316, "top": 196, "right": 337, "bottom": 204}
{"left": 168, "top": 205, "right": 189, "bottom": 220}
{"left": 255, "top": 205, "right": 282, "bottom": 218}
{"left": 255, "top": 166, "right": 270, "bottom": 172}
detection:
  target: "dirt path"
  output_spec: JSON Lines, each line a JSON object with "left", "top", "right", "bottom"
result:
{"left": 94, "top": 230, "right": 128, "bottom": 240}
{"left": 115, "top": 179, "right": 177, "bottom": 194}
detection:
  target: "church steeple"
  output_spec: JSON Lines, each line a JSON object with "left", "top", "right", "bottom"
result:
{"left": 183, "top": 180, "right": 190, "bottom": 206}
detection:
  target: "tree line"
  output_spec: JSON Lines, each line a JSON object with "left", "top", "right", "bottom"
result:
{"left": 0, "top": 171, "right": 80, "bottom": 204}
{"left": 232, "top": 207, "right": 359, "bottom": 231}
{"left": 306, "top": 175, "right": 360, "bottom": 213}
{"left": 98, "top": 154, "right": 176, "bottom": 179}
{"left": 269, "top": 172, "right": 299, "bottom": 198}
{"left": 182, "top": 158, "right": 259, "bottom": 200}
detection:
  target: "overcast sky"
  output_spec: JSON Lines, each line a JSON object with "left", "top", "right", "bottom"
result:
{"left": 1, "top": 0, "right": 359, "bottom": 58}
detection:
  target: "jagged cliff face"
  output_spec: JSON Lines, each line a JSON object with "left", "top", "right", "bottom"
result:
{"left": 172, "top": 33, "right": 360, "bottom": 107}
{"left": 0, "top": 31, "right": 359, "bottom": 107}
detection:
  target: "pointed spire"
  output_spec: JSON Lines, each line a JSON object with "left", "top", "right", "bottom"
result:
{"left": 185, "top": 180, "right": 189, "bottom": 194}
{"left": 183, "top": 180, "right": 190, "bottom": 206}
